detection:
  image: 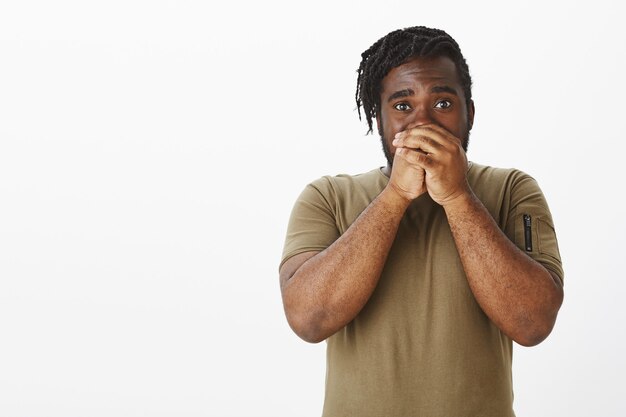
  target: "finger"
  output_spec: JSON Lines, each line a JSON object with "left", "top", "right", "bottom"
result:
{"left": 398, "top": 125, "right": 452, "bottom": 149}
{"left": 393, "top": 134, "right": 443, "bottom": 155}
{"left": 416, "top": 124, "right": 463, "bottom": 147}
{"left": 398, "top": 124, "right": 461, "bottom": 149}
{"left": 395, "top": 147, "right": 434, "bottom": 168}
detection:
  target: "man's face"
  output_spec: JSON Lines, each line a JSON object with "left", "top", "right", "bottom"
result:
{"left": 376, "top": 55, "right": 474, "bottom": 167}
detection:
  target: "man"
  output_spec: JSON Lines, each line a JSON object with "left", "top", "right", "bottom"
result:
{"left": 279, "top": 26, "right": 563, "bottom": 417}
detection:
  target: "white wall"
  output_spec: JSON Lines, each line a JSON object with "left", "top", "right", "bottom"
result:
{"left": 1, "top": 1, "right": 624, "bottom": 416}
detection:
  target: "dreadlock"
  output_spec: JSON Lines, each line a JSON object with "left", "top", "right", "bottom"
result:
{"left": 356, "top": 26, "right": 473, "bottom": 134}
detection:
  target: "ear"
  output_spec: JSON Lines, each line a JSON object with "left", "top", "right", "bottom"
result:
{"left": 468, "top": 99, "right": 475, "bottom": 130}
{"left": 375, "top": 112, "right": 383, "bottom": 136}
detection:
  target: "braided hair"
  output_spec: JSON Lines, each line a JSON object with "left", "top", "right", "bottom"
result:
{"left": 356, "top": 26, "right": 473, "bottom": 134}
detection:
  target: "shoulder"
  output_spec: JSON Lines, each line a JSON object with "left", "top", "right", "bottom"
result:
{"left": 468, "top": 162, "right": 550, "bottom": 223}
{"left": 468, "top": 162, "right": 544, "bottom": 199}
{"left": 468, "top": 162, "right": 535, "bottom": 188}
{"left": 296, "top": 168, "right": 387, "bottom": 233}
{"left": 305, "top": 168, "right": 387, "bottom": 199}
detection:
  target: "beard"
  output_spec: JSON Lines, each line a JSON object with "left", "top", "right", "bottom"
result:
{"left": 378, "top": 119, "right": 471, "bottom": 168}
{"left": 380, "top": 131, "right": 395, "bottom": 169}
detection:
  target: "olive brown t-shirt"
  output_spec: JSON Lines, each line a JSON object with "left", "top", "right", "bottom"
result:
{"left": 280, "top": 162, "right": 563, "bottom": 417}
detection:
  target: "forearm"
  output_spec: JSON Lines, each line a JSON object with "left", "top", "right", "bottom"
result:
{"left": 282, "top": 186, "right": 410, "bottom": 343}
{"left": 444, "top": 191, "right": 563, "bottom": 346}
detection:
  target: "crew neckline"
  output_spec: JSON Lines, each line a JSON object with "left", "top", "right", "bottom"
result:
{"left": 377, "top": 161, "right": 474, "bottom": 179}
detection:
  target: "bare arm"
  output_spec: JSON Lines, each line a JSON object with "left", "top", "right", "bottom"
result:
{"left": 444, "top": 191, "right": 563, "bottom": 346}
{"left": 280, "top": 150, "right": 428, "bottom": 343}
{"left": 279, "top": 186, "right": 410, "bottom": 343}
{"left": 393, "top": 124, "right": 563, "bottom": 346}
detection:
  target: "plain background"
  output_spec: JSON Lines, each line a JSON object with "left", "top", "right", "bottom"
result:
{"left": 1, "top": 1, "right": 624, "bottom": 416}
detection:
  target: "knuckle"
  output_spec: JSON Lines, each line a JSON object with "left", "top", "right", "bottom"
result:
{"left": 415, "top": 152, "right": 431, "bottom": 166}
{"left": 404, "top": 149, "right": 419, "bottom": 164}
{"left": 424, "top": 136, "right": 438, "bottom": 148}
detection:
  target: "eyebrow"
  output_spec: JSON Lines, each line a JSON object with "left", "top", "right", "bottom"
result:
{"left": 386, "top": 85, "right": 458, "bottom": 102}
{"left": 430, "top": 85, "right": 458, "bottom": 96}
{"left": 387, "top": 89, "right": 414, "bottom": 102}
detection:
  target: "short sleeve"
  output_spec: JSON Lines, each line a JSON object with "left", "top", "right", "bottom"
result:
{"left": 279, "top": 179, "right": 340, "bottom": 269}
{"left": 504, "top": 173, "right": 564, "bottom": 285}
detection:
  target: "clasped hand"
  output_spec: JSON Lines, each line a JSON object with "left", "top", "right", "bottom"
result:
{"left": 388, "top": 124, "right": 470, "bottom": 206}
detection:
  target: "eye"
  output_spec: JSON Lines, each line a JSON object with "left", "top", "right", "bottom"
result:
{"left": 434, "top": 99, "right": 452, "bottom": 109}
{"left": 393, "top": 102, "right": 412, "bottom": 112}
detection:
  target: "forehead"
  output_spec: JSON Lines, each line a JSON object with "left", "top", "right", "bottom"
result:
{"left": 381, "top": 55, "right": 462, "bottom": 95}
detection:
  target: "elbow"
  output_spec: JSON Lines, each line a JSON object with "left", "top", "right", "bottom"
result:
{"left": 513, "top": 327, "right": 552, "bottom": 347}
{"left": 515, "top": 276, "right": 564, "bottom": 347}
{"left": 513, "top": 314, "right": 559, "bottom": 347}
{"left": 298, "top": 330, "right": 328, "bottom": 344}
{"left": 514, "top": 295, "right": 563, "bottom": 347}
{"left": 284, "top": 308, "right": 331, "bottom": 344}
{"left": 510, "top": 311, "right": 557, "bottom": 346}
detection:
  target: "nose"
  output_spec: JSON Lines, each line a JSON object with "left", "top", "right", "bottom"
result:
{"left": 406, "top": 104, "right": 433, "bottom": 129}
